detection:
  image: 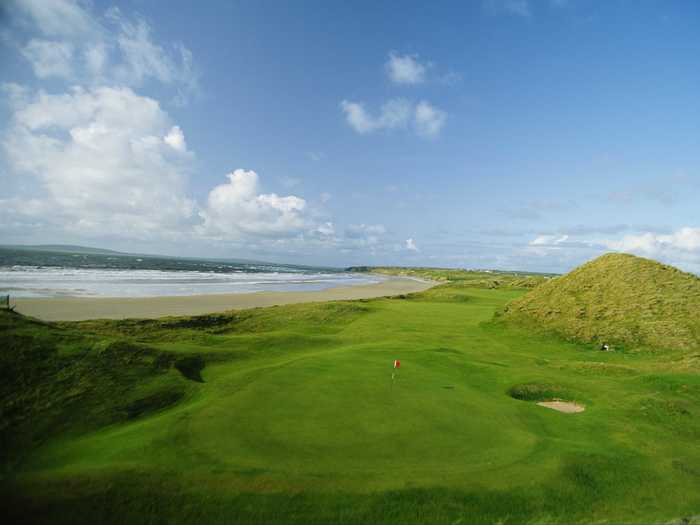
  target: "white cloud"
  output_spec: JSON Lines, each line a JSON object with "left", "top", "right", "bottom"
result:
{"left": 526, "top": 234, "right": 577, "bottom": 257}
{"left": 21, "top": 39, "right": 74, "bottom": 78}
{"left": 107, "top": 7, "right": 187, "bottom": 89}
{"left": 340, "top": 101, "right": 375, "bottom": 134}
{"left": 406, "top": 238, "right": 419, "bottom": 251}
{"left": 517, "top": 228, "right": 700, "bottom": 273}
{"left": 340, "top": 98, "right": 412, "bottom": 134}
{"left": 199, "top": 169, "right": 309, "bottom": 239}
{"left": 9, "top": 0, "right": 199, "bottom": 105}
{"left": 341, "top": 98, "right": 446, "bottom": 138}
{"left": 2, "top": 0, "right": 346, "bottom": 254}
{"left": 414, "top": 100, "right": 447, "bottom": 138}
{"left": 164, "top": 125, "right": 187, "bottom": 152}
{"left": 530, "top": 234, "right": 569, "bottom": 246}
{"left": 2, "top": 85, "right": 196, "bottom": 238}
{"left": 386, "top": 51, "right": 427, "bottom": 85}
{"left": 320, "top": 192, "right": 332, "bottom": 204}
{"left": 605, "top": 227, "right": 700, "bottom": 256}
{"left": 13, "top": 0, "right": 101, "bottom": 39}
{"left": 84, "top": 43, "right": 108, "bottom": 77}
{"left": 316, "top": 222, "right": 335, "bottom": 237}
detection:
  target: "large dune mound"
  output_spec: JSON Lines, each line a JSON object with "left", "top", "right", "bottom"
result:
{"left": 501, "top": 253, "right": 700, "bottom": 351}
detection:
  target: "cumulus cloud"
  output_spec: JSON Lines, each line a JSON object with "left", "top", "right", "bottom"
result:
{"left": 164, "top": 125, "right": 187, "bottom": 152}
{"left": 341, "top": 98, "right": 447, "bottom": 138}
{"left": 2, "top": 85, "right": 196, "bottom": 238}
{"left": 414, "top": 100, "right": 447, "bottom": 138}
{"left": 605, "top": 227, "right": 700, "bottom": 257}
{"left": 385, "top": 51, "right": 427, "bottom": 85}
{"left": 1, "top": 2, "right": 332, "bottom": 251}
{"left": 405, "top": 238, "right": 419, "bottom": 251}
{"left": 517, "top": 227, "right": 700, "bottom": 273}
{"left": 198, "top": 170, "right": 310, "bottom": 239}
{"left": 340, "top": 98, "right": 412, "bottom": 134}
{"left": 3, "top": 1, "right": 433, "bottom": 261}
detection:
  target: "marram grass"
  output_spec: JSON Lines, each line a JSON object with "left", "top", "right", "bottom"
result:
{"left": 501, "top": 252, "right": 700, "bottom": 351}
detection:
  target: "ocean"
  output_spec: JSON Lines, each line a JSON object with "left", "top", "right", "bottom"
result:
{"left": 0, "top": 248, "right": 380, "bottom": 298}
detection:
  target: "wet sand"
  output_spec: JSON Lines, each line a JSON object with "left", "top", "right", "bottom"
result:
{"left": 14, "top": 277, "right": 435, "bottom": 321}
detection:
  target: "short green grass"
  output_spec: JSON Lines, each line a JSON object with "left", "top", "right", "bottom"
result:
{"left": 1, "top": 282, "right": 700, "bottom": 524}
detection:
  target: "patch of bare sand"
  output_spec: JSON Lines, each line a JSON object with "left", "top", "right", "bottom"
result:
{"left": 537, "top": 400, "right": 585, "bottom": 413}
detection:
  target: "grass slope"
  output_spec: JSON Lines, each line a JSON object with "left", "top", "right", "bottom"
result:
{"left": 501, "top": 253, "right": 700, "bottom": 351}
{"left": 1, "top": 281, "right": 700, "bottom": 524}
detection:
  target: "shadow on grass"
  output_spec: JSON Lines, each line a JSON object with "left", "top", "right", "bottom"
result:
{"left": 1, "top": 453, "right": 670, "bottom": 525}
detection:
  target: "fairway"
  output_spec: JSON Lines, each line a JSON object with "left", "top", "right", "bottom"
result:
{"left": 3, "top": 285, "right": 700, "bottom": 524}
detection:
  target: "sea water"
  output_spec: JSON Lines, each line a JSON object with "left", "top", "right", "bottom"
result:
{"left": 0, "top": 248, "right": 381, "bottom": 298}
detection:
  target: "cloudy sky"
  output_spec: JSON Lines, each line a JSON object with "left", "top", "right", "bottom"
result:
{"left": 1, "top": 0, "right": 699, "bottom": 273}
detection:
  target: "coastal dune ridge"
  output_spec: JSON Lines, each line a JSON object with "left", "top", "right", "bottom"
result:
{"left": 14, "top": 276, "right": 435, "bottom": 321}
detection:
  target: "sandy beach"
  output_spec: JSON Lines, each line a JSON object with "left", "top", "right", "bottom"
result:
{"left": 13, "top": 276, "right": 435, "bottom": 321}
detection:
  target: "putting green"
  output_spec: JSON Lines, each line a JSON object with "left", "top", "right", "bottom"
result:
{"left": 191, "top": 350, "right": 537, "bottom": 484}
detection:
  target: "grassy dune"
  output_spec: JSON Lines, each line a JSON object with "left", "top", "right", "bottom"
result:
{"left": 502, "top": 253, "right": 700, "bottom": 351}
{"left": 1, "top": 279, "right": 700, "bottom": 524}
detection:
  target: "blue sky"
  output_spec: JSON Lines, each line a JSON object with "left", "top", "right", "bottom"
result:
{"left": 1, "top": 0, "right": 700, "bottom": 272}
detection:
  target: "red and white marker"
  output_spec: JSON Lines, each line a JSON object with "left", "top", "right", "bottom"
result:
{"left": 392, "top": 359, "right": 401, "bottom": 382}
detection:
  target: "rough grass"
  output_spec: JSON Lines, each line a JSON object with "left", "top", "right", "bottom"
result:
{"left": 0, "top": 315, "right": 193, "bottom": 472}
{"left": 1, "top": 280, "right": 700, "bottom": 524}
{"left": 348, "top": 265, "right": 551, "bottom": 289}
{"left": 507, "top": 382, "right": 574, "bottom": 401}
{"left": 500, "top": 253, "right": 700, "bottom": 351}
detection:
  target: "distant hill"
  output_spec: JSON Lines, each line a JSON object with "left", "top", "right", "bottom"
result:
{"left": 500, "top": 253, "right": 700, "bottom": 351}
{"left": 0, "top": 244, "right": 334, "bottom": 272}
{"left": 1, "top": 244, "right": 124, "bottom": 255}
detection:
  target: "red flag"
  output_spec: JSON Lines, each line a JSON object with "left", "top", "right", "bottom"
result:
{"left": 393, "top": 359, "right": 400, "bottom": 369}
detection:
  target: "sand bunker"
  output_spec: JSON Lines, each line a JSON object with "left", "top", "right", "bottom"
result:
{"left": 536, "top": 400, "right": 585, "bottom": 413}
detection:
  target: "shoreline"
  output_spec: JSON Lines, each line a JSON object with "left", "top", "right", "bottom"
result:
{"left": 13, "top": 276, "right": 436, "bottom": 322}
